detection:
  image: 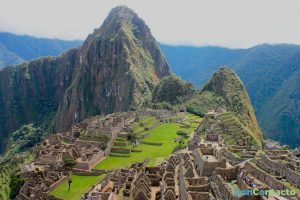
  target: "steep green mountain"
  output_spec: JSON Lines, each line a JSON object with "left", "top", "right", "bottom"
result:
{"left": 0, "top": 32, "right": 82, "bottom": 67}
{"left": 161, "top": 43, "right": 300, "bottom": 147}
{"left": 152, "top": 75, "right": 195, "bottom": 105}
{"left": 0, "top": 42, "right": 24, "bottom": 67}
{"left": 259, "top": 70, "right": 300, "bottom": 146}
{"left": 187, "top": 67, "right": 262, "bottom": 145}
{"left": 53, "top": 6, "right": 170, "bottom": 132}
{"left": 0, "top": 6, "right": 170, "bottom": 153}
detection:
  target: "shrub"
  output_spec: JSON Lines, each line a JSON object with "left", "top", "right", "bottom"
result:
{"left": 64, "top": 159, "right": 77, "bottom": 168}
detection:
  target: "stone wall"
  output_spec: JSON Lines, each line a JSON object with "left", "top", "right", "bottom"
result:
{"left": 194, "top": 148, "right": 226, "bottom": 176}
{"left": 215, "top": 167, "right": 238, "bottom": 181}
{"left": 49, "top": 176, "right": 68, "bottom": 191}
{"left": 111, "top": 147, "right": 131, "bottom": 154}
{"left": 243, "top": 162, "right": 285, "bottom": 190}
{"left": 179, "top": 159, "right": 189, "bottom": 200}
{"left": 188, "top": 192, "right": 210, "bottom": 200}
{"left": 73, "top": 171, "right": 103, "bottom": 176}
{"left": 200, "top": 148, "right": 214, "bottom": 155}
{"left": 211, "top": 174, "right": 239, "bottom": 200}
{"left": 75, "top": 151, "right": 104, "bottom": 171}
{"left": 75, "top": 140, "right": 101, "bottom": 146}
{"left": 62, "top": 136, "right": 74, "bottom": 144}
{"left": 89, "top": 151, "right": 105, "bottom": 169}
{"left": 206, "top": 134, "right": 220, "bottom": 142}
{"left": 216, "top": 149, "right": 244, "bottom": 165}
{"left": 259, "top": 155, "right": 300, "bottom": 187}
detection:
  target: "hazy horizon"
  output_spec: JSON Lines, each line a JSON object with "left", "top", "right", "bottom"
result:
{"left": 1, "top": 0, "right": 299, "bottom": 48}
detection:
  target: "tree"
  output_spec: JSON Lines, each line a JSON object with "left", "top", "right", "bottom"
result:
{"left": 63, "top": 159, "right": 77, "bottom": 170}
{"left": 176, "top": 130, "right": 188, "bottom": 139}
{"left": 68, "top": 175, "right": 73, "bottom": 191}
{"left": 9, "top": 173, "right": 24, "bottom": 199}
{"left": 176, "top": 130, "right": 189, "bottom": 147}
{"left": 127, "top": 132, "right": 138, "bottom": 143}
{"left": 100, "top": 143, "right": 107, "bottom": 151}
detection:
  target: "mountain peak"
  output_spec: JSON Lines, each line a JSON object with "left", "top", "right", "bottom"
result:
{"left": 101, "top": 5, "right": 138, "bottom": 28}
{"left": 107, "top": 5, "right": 136, "bottom": 17}
{"left": 54, "top": 6, "right": 170, "bottom": 132}
{"left": 83, "top": 6, "right": 146, "bottom": 44}
{"left": 202, "top": 66, "right": 243, "bottom": 92}
{"left": 201, "top": 66, "right": 262, "bottom": 143}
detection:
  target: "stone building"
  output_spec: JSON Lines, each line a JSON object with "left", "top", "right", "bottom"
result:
{"left": 194, "top": 147, "right": 226, "bottom": 176}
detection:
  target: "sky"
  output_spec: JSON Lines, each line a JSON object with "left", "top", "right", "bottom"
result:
{"left": 0, "top": 0, "right": 299, "bottom": 48}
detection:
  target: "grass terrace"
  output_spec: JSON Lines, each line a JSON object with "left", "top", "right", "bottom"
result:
{"left": 217, "top": 112, "right": 259, "bottom": 146}
{"left": 132, "top": 115, "right": 159, "bottom": 134}
{"left": 95, "top": 123, "right": 184, "bottom": 169}
{"left": 49, "top": 174, "right": 105, "bottom": 200}
{"left": 95, "top": 113, "right": 201, "bottom": 170}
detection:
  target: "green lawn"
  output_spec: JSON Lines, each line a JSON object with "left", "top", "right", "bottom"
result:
{"left": 95, "top": 121, "right": 196, "bottom": 170}
{"left": 49, "top": 174, "right": 105, "bottom": 200}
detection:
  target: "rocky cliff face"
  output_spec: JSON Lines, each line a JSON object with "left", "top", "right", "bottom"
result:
{"left": 53, "top": 6, "right": 170, "bottom": 132}
{"left": 0, "top": 49, "right": 80, "bottom": 152}
{"left": 0, "top": 6, "right": 170, "bottom": 152}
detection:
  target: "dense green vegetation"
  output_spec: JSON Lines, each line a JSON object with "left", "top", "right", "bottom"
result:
{"left": 0, "top": 154, "right": 32, "bottom": 200}
{"left": 187, "top": 67, "right": 262, "bottom": 145}
{"left": 161, "top": 43, "right": 300, "bottom": 147}
{"left": 49, "top": 174, "right": 105, "bottom": 200}
{"left": 152, "top": 75, "right": 195, "bottom": 105}
{"left": 9, "top": 173, "right": 24, "bottom": 199}
{"left": 186, "top": 91, "right": 225, "bottom": 116}
{"left": 259, "top": 70, "right": 300, "bottom": 147}
{"left": 0, "top": 124, "right": 45, "bottom": 163}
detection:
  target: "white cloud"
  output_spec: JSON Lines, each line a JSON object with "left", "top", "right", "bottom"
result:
{"left": 0, "top": 0, "right": 299, "bottom": 48}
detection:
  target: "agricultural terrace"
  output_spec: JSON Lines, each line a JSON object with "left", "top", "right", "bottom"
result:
{"left": 95, "top": 112, "right": 202, "bottom": 169}
{"left": 50, "top": 112, "right": 202, "bottom": 200}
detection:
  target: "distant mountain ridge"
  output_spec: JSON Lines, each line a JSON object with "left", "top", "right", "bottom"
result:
{"left": 0, "top": 32, "right": 82, "bottom": 68}
{"left": 160, "top": 43, "right": 300, "bottom": 147}
{"left": 0, "top": 42, "right": 24, "bottom": 67}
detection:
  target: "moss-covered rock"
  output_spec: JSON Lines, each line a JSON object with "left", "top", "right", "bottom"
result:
{"left": 152, "top": 75, "right": 195, "bottom": 105}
